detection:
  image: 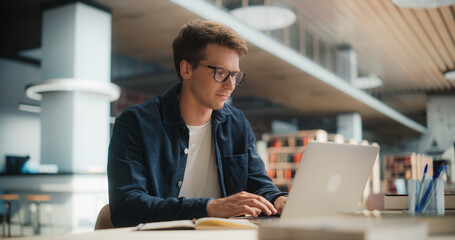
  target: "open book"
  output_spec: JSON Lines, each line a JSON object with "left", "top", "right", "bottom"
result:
{"left": 136, "top": 217, "right": 258, "bottom": 231}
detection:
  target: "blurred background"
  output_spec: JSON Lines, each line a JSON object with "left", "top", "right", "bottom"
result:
{"left": 0, "top": 0, "right": 454, "bottom": 237}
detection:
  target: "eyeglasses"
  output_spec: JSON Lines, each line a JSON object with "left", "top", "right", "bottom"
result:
{"left": 198, "top": 63, "right": 246, "bottom": 85}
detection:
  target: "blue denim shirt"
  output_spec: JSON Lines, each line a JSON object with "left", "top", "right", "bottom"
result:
{"left": 108, "top": 82, "right": 285, "bottom": 227}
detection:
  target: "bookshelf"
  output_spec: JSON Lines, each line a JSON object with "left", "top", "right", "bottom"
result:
{"left": 261, "top": 130, "right": 328, "bottom": 191}
{"left": 260, "top": 130, "right": 381, "bottom": 203}
{"left": 383, "top": 153, "right": 433, "bottom": 193}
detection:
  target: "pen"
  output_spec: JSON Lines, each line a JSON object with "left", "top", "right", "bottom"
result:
{"left": 421, "top": 165, "right": 447, "bottom": 213}
{"left": 415, "top": 164, "right": 428, "bottom": 212}
{"left": 416, "top": 165, "right": 445, "bottom": 213}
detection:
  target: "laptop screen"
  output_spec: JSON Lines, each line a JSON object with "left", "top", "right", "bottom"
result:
{"left": 280, "top": 142, "right": 379, "bottom": 220}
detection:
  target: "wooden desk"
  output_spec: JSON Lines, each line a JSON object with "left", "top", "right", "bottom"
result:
{"left": 13, "top": 210, "right": 455, "bottom": 240}
{"left": 18, "top": 228, "right": 257, "bottom": 240}
{"left": 15, "top": 227, "right": 455, "bottom": 240}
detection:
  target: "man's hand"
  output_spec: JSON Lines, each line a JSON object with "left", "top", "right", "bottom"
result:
{"left": 273, "top": 196, "right": 287, "bottom": 215}
{"left": 207, "top": 191, "right": 277, "bottom": 218}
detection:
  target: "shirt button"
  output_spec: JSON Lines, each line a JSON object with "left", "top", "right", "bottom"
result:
{"left": 184, "top": 148, "right": 189, "bottom": 154}
{"left": 177, "top": 181, "right": 182, "bottom": 187}
{"left": 181, "top": 126, "right": 186, "bottom": 131}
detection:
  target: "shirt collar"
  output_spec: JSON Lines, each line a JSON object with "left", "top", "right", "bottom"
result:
{"left": 161, "top": 82, "right": 232, "bottom": 126}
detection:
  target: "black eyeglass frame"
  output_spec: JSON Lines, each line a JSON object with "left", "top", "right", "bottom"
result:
{"left": 196, "top": 63, "right": 247, "bottom": 85}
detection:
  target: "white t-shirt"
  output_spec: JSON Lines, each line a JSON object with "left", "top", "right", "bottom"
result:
{"left": 178, "top": 120, "right": 221, "bottom": 199}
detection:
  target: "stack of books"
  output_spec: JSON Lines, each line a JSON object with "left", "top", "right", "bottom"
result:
{"left": 384, "top": 194, "right": 455, "bottom": 210}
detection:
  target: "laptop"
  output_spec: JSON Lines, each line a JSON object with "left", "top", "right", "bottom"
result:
{"left": 279, "top": 141, "right": 380, "bottom": 220}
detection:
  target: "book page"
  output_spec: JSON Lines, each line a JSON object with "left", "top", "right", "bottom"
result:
{"left": 136, "top": 217, "right": 258, "bottom": 231}
{"left": 195, "top": 217, "right": 258, "bottom": 230}
{"left": 136, "top": 220, "right": 195, "bottom": 231}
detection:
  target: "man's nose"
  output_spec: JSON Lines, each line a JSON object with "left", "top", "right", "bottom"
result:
{"left": 222, "top": 75, "right": 235, "bottom": 90}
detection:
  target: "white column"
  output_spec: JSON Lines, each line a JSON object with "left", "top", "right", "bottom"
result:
{"left": 425, "top": 95, "right": 455, "bottom": 183}
{"left": 426, "top": 95, "right": 455, "bottom": 150}
{"left": 337, "top": 112, "right": 362, "bottom": 144}
{"left": 337, "top": 45, "right": 358, "bottom": 84}
{"left": 26, "top": 1, "right": 118, "bottom": 173}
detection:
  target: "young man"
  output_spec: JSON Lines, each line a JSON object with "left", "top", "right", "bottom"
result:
{"left": 107, "top": 19, "right": 287, "bottom": 227}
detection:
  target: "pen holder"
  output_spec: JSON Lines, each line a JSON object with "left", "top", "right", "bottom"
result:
{"left": 407, "top": 180, "right": 417, "bottom": 215}
{"left": 408, "top": 178, "right": 445, "bottom": 216}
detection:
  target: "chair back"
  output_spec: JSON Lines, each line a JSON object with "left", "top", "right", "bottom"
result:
{"left": 94, "top": 204, "right": 114, "bottom": 230}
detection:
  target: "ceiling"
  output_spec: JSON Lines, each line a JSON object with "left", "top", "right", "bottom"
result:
{"left": 282, "top": 0, "right": 455, "bottom": 111}
{"left": 1, "top": 0, "right": 455, "bottom": 137}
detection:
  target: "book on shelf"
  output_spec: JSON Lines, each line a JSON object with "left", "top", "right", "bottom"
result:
{"left": 135, "top": 217, "right": 258, "bottom": 231}
{"left": 262, "top": 129, "right": 329, "bottom": 192}
{"left": 383, "top": 153, "right": 433, "bottom": 193}
{"left": 384, "top": 194, "right": 455, "bottom": 210}
{"left": 258, "top": 216, "right": 427, "bottom": 240}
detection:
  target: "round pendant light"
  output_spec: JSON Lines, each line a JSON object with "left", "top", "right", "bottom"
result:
{"left": 392, "top": 0, "right": 455, "bottom": 8}
{"left": 352, "top": 74, "right": 383, "bottom": 89}
{"left": 231, "top": 5, "right": 296, "bottom": 31}
{"left": 443, "top": 69, "right": 455, "bottom": 81}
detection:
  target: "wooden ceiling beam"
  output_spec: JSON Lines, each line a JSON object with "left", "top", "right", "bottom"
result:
{"left": 345, "top": 0, "right": 425, "bottom": 90}
{"left": 367, "top": 0, "right": 433, "bottom": 91}
{"left": 398, "top": 7, "right": 447, "bottom": 71}
{"left": 378, "top": 0, "right": 447, "bottom": 91}
{"left": 427, "top": 8, "right": 455, "bottom": 64}
{"left": 414, "top": 9, "right": 454, "bottom": 69}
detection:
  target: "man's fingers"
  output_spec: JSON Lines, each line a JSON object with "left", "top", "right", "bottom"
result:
{"left": 248, "top": 198, "right": 273, "bottom": 215}
{"left": 207, "top": 192, "right": 278, "bottom": 218}
{"left": 273, "top": 196, "right": 287, "bottom": 215}
{"left": 260, "top": 197, "right": 277, "bottom": 214}
{"left": 250, "top": 195, "right": 277, "bottom": 215}
{"left": 232, "top": 192, "right": 277, "bottom": 215}
{"left": 239, "top": 205, "right": 261, "bottom": 218}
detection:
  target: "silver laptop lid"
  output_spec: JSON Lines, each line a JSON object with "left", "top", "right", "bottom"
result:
{"left": 280, "top": 142, "right": 379, "bottom": 220}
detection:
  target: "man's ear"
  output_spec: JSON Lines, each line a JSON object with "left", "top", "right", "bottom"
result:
{"left": 180, "top": 60, "right": 192, "bottom": 80}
